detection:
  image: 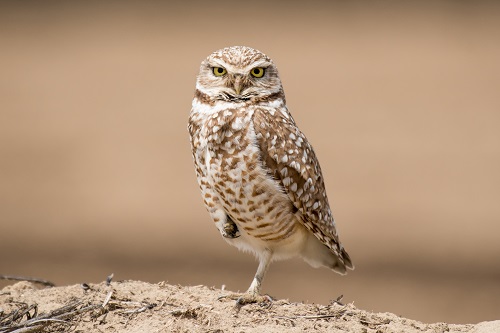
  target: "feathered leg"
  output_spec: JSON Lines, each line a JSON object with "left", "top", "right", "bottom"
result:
{"left": 219, "top": 250, "right": 273, "bottom": 307}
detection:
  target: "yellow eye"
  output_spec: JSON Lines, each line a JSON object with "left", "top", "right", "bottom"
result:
{"left": 213, "top": 67, "right": 227, "bottom": 76}
{"left": 250, "top": 67, "right": 265, "bottom": 78}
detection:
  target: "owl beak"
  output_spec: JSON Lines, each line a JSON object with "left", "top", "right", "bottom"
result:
{"left": 233, "top": 76, "right": 243, "bottom": 95}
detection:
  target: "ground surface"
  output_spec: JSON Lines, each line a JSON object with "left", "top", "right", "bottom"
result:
{"left": 0, "top": 280, "right": 498, "bottom": 333}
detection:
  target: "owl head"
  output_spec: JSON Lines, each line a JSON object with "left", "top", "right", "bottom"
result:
{"left": 196, "top": 46, "right": 283, "bottom": 102}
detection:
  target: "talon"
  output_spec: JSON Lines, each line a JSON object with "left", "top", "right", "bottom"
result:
{"left": 234, "top": 294, "right": 257, "bottom": 312}
{"left": 217, "top": 290, "right": 274, "bottom": 311}
{"left": 222, "top": 215, "right": 240, "bottom": 239}
{"left": 217, "top": 294, "right": 231, "bottom": 301}
{"left": 236, "top": 296, "right": 251, "bottom": 306}
{"left": 260, "top": 294, "right": 274, "bottom": 309}
{"left": 217, "top": 292, "right": 240, "bottom": 302}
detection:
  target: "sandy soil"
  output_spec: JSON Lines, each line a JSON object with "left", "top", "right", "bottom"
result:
{"left": 2, "top": 280, "right": 497, "bottom": 333}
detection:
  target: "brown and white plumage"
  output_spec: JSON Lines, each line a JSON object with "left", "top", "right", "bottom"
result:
{"left": 188, "top": 46, "right": 353, "bottom": 302}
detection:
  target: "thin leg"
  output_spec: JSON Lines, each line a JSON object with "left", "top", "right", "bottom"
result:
{"left": 218, "top": 250, "right": 274, "bottom": 308}
{"left": 247, "top": 250, "right": 272, "bottom": 295}
{"left": 234, "top": 250, "right": 273, "bottom": 307}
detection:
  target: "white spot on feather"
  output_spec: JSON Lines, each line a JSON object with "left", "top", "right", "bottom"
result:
{"left": 283, "top": 177, "right": 291, "bottom": 186}
{"left": 280, "top": 109, "right": 290, "bottom": 119}
{"left": 232, "top": 117, "right": 243, "bottom": 130}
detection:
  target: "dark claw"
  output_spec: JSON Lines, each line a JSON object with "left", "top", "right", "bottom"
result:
{"left": 235, "top": 294, "right": 273, "bottom": 311}
{"left": 218, "top": 292, "right": 273, "bottom": 312}
{"left": 222, "top": 215, "right": 240, "bottom": 238}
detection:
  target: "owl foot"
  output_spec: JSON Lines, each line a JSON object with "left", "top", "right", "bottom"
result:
{"left": 218, "top": 292, "right": 273, "bottom": 310}
{"left": 222, "top": 215, "right": 240, "bottom": 239}
{"left": 236, "top": 293, "right": 273, "bottom": 309}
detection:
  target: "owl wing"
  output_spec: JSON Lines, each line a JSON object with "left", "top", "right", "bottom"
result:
{"left": 252, "top": 107, "right": 353, "bottom": 269}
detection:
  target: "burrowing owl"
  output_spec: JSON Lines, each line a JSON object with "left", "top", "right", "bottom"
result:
{"left": 188, "top": 46, "right": 353, "bottom": 304}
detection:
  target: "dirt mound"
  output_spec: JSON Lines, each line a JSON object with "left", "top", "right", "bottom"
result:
{"left": 1, "top": 279, "right": 497, "bottom": 333}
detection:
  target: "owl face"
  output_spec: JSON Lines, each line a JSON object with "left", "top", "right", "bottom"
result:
{"left": 196, "top": 46, "right": 283, "bottom": 102}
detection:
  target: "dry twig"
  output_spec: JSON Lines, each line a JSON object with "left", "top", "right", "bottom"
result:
{"left": 0, "top": 275, "right": 55, "bottom": 288}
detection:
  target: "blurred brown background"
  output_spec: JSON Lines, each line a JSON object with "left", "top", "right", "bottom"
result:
{"left": 1, "top": 1, "right": 499, "bottom": 325}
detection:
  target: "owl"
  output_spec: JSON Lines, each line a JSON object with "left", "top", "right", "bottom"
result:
{"left": 188, "top": 46, "right": 353, "bottom": 305}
